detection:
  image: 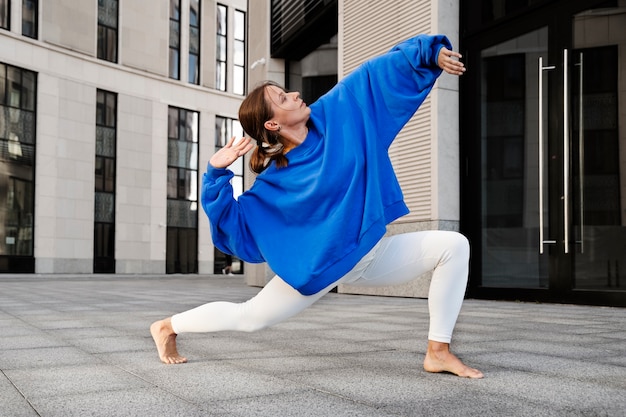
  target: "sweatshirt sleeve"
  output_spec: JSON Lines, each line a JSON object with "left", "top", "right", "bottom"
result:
{"left": 340, "top": 34, "right": 451, "bottom": 148}
{"left": 200, "top": 165, "right": 265, "bottom": 263}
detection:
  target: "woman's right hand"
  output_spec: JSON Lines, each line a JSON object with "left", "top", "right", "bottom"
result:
{"left": 209, "top": 136, "right": 255, "bottom": 169}
{"left": 438, "top": 47, "right": 465, "bottom": 76}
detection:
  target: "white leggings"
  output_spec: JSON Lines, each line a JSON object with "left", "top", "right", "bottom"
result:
{"left": 171, "top": 231, "right": 470, "bottom": 343}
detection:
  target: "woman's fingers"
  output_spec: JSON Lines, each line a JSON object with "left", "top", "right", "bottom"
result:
{"left": 439, "top": 48, "right": 466, "bottom": 75}
{"left": 235, "top": 137, "right": 254, "bottom": 156}
{"left": 226, "top": 135, "right": 237, "bottom": 147}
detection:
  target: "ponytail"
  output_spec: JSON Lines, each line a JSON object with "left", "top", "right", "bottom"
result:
{"left": 250, "top": 144, "right": 289, "bottom": 174}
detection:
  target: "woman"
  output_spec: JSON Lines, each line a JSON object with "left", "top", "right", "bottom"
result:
{"left": 151, "top": 34, "right": 483, "bottom": 378}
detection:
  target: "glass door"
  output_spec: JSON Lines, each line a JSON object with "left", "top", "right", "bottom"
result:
{"left": 479, "top": 27, "right": 550, "bottom": 289}
{"left": 467, "top": 2, "right": 626, "bottom": 305}
{"left": 569, "top": 8, "right": 626, "bottom": 293}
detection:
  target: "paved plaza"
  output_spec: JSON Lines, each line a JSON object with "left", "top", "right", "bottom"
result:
{"left": 1, "top": 274, "right": 625, "bottom": 416}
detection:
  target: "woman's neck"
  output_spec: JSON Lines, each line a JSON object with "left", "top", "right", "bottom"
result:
{"left": 282, "top": 125, "right": 309, "bottom": 153}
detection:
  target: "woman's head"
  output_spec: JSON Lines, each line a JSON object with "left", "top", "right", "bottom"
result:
{"left": 239, "top": 81, "right": 287, "bottom": 173}
{"left": 240, "top": 81, "right": 309, "bottom": 174}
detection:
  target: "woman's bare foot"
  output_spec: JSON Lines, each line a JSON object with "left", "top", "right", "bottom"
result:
{"left": 150, "top": 318, "right": 187, "bottom": 364}
{"left": 423, "top": 340, "right": 483, "bottom": 379}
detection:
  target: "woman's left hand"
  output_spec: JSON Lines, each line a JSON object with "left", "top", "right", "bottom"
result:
{"left": 438, "top": 48, "right": 466, "bottom": 76}
{"left": 209, "top": 136, "right": 255, "bottom": 169}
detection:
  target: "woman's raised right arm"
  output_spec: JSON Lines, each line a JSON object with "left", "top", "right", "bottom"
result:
{"left": 201, "top": 139, "right": 265, "bottom": 263}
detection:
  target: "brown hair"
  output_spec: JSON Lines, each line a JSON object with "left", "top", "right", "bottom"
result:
{"left": 239, "top": 81, "right": 290, "bottom": 174}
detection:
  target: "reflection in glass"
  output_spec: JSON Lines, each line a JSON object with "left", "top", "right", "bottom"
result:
{"left": 216, "top": 4, "right": 227, "bottom": 91}
{"left": 0, "top": 0, "right": 8, "bottom": 29}
{"left": 571, "top": 8, "right": 625, "bottom": 291}
{"left": 94, "top": 89, "right": 116, "bottom": 272}
{"left": 22, "top": 0, "right": 39, "bottom": 39}
{"left": 97, "top": 0, "right": 118, "bottom": 62}
{"left": 169, "top": 0, "right": 181, "bottom": 79}
{"left": 480, "top": 27, "right": 549, "bottom": 288}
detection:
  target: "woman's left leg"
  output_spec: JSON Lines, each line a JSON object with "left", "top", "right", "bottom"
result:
{"left": 345, "top": 230, "right": 469, "bottom": 343}
{"left": 344, "top": 231, "right": 483, "bottom": 378}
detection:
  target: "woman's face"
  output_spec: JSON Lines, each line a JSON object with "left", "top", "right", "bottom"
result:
{"left": 264, "top": 85, "right": 310, "bottom": 130}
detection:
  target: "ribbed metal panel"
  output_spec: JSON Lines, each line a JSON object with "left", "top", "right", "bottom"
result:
{"left": 343, "top": 0, "right": 431, "bottom": 73}
{"left": 343, "top": 0, "right": 433, "bottom": 222}
{"left": 389, "top": 99, "right": 432, "bottom": 222}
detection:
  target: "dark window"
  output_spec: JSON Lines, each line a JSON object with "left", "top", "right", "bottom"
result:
{"left": 213, "top": 116, "right": 244, "bottom": 273}
{"left": 216, "top": 4, "right": 227, "bottom": 91}
{"left": 189, "top": 0, "right": 200, "bottom": 84}
{"left": 482, "top": 54, "right": 526, "bottom": 228}
{"left": 0, "top": 63, "right": 37, "bottom": 271}
{"left": 233, "top": 9, "right": 245, "bottom": 95}
{"left": 167, "top": 107, "right": 198, "bottom": 273}
{"left": 22, "top": 0, "right": 37, "bottom": 38}
{"left": 94, "top": 89, "right": 117, "bottom": 273}
{"left": 0, "top": 0, "right": 9, "bottom": 30}
{"left": 97, "top": 0, "right": 118, "bottom": 62}
{"left": 169, "top": 0, "right": 181, "bottom": 79}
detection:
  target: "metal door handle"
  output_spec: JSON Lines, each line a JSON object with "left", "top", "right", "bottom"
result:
{"left": 538, "top": 56, "right": 555, "bottom": 254}
{"left": 576, "top": 52, "right": 584, "bottom": 253}
{"left": 563, "top": 49, "right": 570, "bottom": 254}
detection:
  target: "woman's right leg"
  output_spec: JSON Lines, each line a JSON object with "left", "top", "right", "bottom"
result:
{"left": 171, "top": 275, "right": 329, "bottom": 333}
{"left": 151, "top": 275, "right": 332, "bottom": 364}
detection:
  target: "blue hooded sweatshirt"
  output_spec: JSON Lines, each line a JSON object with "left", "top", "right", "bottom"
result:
{"left": 202, "top": 34, "right": 451, "bottom": 295}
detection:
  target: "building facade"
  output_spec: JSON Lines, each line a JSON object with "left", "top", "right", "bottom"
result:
{"left": 0, "top": 0, "right": 247, "bottom": 274}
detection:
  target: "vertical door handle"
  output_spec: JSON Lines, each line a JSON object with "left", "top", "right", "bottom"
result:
{"left": 539, "top": 57, "right": 555, "bottom": 254}
{"left": 576, "top": 52, "right": 584, "bottom": 253}
{"left": 563, "top": 49, "right": 570, "bottom": 254}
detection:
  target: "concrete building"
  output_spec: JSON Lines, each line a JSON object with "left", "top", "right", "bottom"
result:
{"left": 1, "top": 0, "right": 247, "bottom": 275}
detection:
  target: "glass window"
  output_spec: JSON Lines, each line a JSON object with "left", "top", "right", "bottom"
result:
{"left": 169, "top": 49, "right": 180, "bottom": 80}
{"left": 7, "top": 67, "right": 21, "bottom": 107}
{"left": 215, "top": 116, "right": 244, "bottom": 199}
{"left": 168, "top": 107, "right": 199, "bottom": 201}
{"left": 94, "top": 89, "right": 116, "bottom": 273}
{"left": 0, "top": 64, "right": 36, "bottom": 261}
{"left": 169, "top": 0, "right": 181, "bottom": 79}
{"left": 216, "top": 4, "right": 227, "bottom": 91}
{"left": 233, "top": 66, "right": 244, "bottom": 96}
{"left": 233, "top": 10, "right": 245, "bottom": 95}
{"left": 213, "top": 117, "right": 244, "bottom": 274}
{"left": 189, "top": 0, "right": 200, "bottom": 85}
{"left": 0, "top": 0, "right": 9, "bottom": 30}
{"left": 166, "top": 106, "right": 199, "bottom": 274}
{"left": 97, "top": 0, "right": 118, "bottom": 63}
{"left": 22, "top": 0, "right": 37, "bottom": 38}
{"left": 189, "top": 54, "right": 199, "bottom": 85}
{"left": 0, "top": 64, "right": 6, "bottom": 106}
{"left": 21, "top": 71, "right": 35, "bottom": 111}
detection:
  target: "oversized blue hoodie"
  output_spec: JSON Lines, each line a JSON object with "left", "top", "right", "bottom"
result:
{"left": 202, "top": 34, "right": 451, "bottom": 295}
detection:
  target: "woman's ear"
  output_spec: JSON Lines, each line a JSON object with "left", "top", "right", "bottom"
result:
{"left": 264, "top": 120, "right": 279, "bottom": 132}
